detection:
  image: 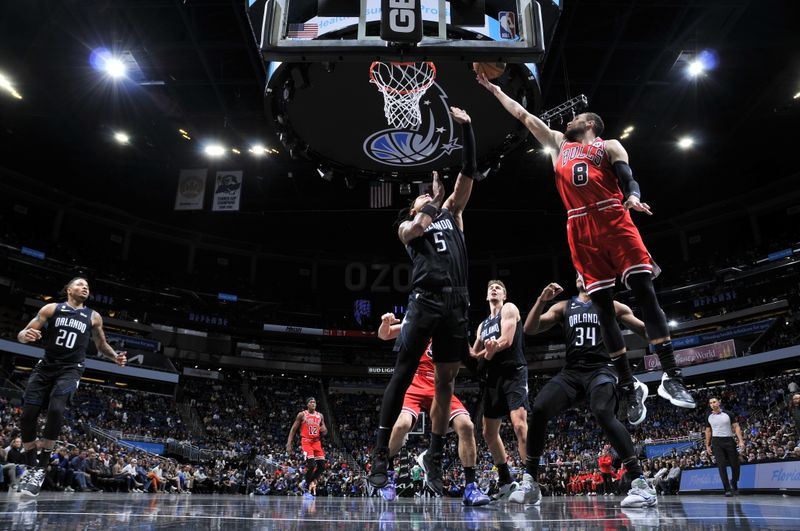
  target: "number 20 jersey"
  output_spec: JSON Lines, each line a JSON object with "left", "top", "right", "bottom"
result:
{"left": 44, "top": 302, "right": 93, "bottom": 364}
{"left": 553, "top": 138, "right": 622, "bottom": 210}
{"left": 563, "top": 297, "right": 610, "bottom": 370}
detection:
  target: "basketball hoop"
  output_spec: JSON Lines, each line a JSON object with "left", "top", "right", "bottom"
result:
{"left": 369, "top": 61, "right": 437, "bottom": 129}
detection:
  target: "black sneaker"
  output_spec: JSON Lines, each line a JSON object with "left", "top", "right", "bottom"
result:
{"left": 20, "top": 468, "right": 46, "bottom": 498}
{"left": 417, "top": 450, "right": 443, "bottom": 496}
{"left": 624, "top": 380, "right": 648, "bottom": 425}
{"left": 657, "top": 373, "right": 696, "bottom": 408}
{"left": 367, "top": 448, "right": 389, "bottom": 489}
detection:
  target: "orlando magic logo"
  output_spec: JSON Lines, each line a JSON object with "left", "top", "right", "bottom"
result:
{"left": 363, "top": 81, "right": 461, "bottom": 166}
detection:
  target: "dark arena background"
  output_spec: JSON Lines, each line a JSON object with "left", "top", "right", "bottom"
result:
{"left": 0, "top": 0, "right": 799, "bottom": 529}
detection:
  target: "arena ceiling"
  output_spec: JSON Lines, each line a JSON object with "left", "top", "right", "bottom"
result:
{"left": 0, "top": 0, "right": 796, "bottom": 258}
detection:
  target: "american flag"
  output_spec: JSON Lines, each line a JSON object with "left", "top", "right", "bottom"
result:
{"left": 370, "top": 182, "right": 393, "bottom": 209}
{"left": 287, "top": 22, "right": 318, "bottom": 39}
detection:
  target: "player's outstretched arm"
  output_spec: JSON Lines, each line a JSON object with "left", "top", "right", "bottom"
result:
{"left": 92, "top": 312, "right": 127, "bottom": 366}
{"left": 477, "top": 73, "right": 563, "bottom": 149}
{"left": 614, "top": 301, "right": 647, "bottom": 338}
{"left": 17, "top": 303, "right": 56, "bottom": 343}
{"left": 443, "top": 107, "right": 476, "bottom": 231}
{"left": 524, "top": 283, "right": 566, "bottom": 335}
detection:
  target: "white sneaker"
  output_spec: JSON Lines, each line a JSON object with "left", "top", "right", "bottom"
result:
{"left": 508, "top": 474, "right": 542, "bottom": 506}
{"left": 621, "top": 477, "right": 658, "bottom": 508}
{"left": 492, "top": 481, "right": 519, "bottom": 503}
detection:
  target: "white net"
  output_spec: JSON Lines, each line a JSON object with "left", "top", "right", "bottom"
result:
{"left": 369, "top": 61, "right": 437, "bottom": 129}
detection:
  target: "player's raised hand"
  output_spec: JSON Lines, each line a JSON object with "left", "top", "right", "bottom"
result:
{"left": 381, "top": 313, "right": 400, "bottom": 326}
{"left": 539, "top": 283, "right": 564, "bottom": 301}
{"left": 449, "top": 106, "right": 471, "bottom": 124}
{"left": 624, "top": 195, "right": 653, "bottom": 215}
{"left": 476, "top": 72, "right": 500, "bottom": 94}
{"left": 115, "top": 350, "right": 127, "bottom": 367}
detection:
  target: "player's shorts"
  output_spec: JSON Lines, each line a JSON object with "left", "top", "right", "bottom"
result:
{"left": 401, "top": 375, "right": 469, "bottom": 422}
{"left": 566, "top": 199, "right": 661, "bottom": 294}
{"left": 23, "top": 360, "right": 84, "bottom": 408}
{"left": 547, "top": 365, "right": 618, "bottom": 406}
{"left": 301, "top": 438, "right": 325, "bottom": 460}
{"left": 483, "top": 365, "right": 530, "bottom": 419}
{"left": 393, "top": 287, "right": 470, "bottom": 364}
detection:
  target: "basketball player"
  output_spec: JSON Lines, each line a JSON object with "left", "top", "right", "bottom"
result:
{"left": 509, "top": 278, "right": 655, "bottom": 508}
{"left": 377, "top": 312, "right": 490, "bottom": 505}
{"left": 478, "top": 74, "right": 695, "bottom": 422}
{"left": 705, "top": 397, "right": 745, "bottom": 496}
{"left": 368, "top": 107, "right": 478, "bottom": 497}
{"left": 286, "top": 397, "right": 328, "bottom": 498}
{"left": 15, "top": 277, "right": 127, "bottom": 497}
{"left": 471, "top": 280, "right": 528, "bottom": 501}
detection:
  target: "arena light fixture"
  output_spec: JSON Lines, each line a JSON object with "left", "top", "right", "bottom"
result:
{"left": 794, "top": 91, "right": 800, "bottom": 100}
{"left": 668, "top": 319, "right": 678, "bottom": 328}
{"left": 542, "top": 146, "right": 554, "bottom": 155}
{"left": 623, "top": 126, "right": 634, "bottom": 134}
{"left": 204, "top": 144, "right": 226, "bottom": 157}
{"left": 677, "top": 136, "right": 694, "bottom": 149}
{"left": 249, "top": 144, "right": 268, "bottom": 157}
{"left": 687, "top": 60, "right": 704, "bottom": 77}
{"left": 620, "top": 132, "right": 630, "bottom": 140}
{"left": 0, "top": 71, "right": 23, "bottom": 99}
{"left": 231, "top": 148, "right": 241, "bottom": 155}
{"left": 114, "top": 131, "right": 130, "bottom": 145}
{"left": 105, "top": 57, "right": 127, "bottom": 78}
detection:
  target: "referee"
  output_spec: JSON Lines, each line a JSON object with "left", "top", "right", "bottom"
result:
{"left": 705, "top": 397, "right": 745, "bottom": 496}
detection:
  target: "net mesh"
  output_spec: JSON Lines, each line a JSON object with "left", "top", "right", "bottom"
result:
{"left": 369, "top": 61, "right": 437, "bottom": 129}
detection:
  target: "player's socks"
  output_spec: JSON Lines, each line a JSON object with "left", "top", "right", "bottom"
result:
{"left": 497, "top": 462, "right": 512, "bottom": 485}
{"left": 652, "top": 341, "right": 678, "bottom": 377}
{"left": 611, "top": 353, "right": 635, "bottom": 388}
{"left": 525, "top": 458, "right": 540, "bottom": 479}
{"left": 464, "top": 467, "right": 476, "bottom": 484}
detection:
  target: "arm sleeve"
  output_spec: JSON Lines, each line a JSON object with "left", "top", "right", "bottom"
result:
{"left": 613, "top": 160, "right": 641, "bottom": 199}
{"left": 461, "top": 121, "right": 477, "bottom": 178}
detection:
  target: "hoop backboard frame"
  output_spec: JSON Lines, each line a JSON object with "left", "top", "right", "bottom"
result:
{"left": 258, "top": 0, "right": 546, "bottom": 62}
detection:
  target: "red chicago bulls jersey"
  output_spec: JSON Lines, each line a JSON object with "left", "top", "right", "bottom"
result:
{"left": 300, "top": 410, "right": 322, "bottom": 440}
{"left": 554, "top": 138, "right": 623, "bottom": 210}
{"left": 415, "top": 340, "right": 435, "bottom": 381}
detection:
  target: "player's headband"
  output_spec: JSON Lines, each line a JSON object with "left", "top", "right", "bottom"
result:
{"left": 306, "top": 396, "right": 316, "bottom": 404}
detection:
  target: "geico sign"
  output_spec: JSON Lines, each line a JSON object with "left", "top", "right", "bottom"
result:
{"left": 389, "top": 0, "right": 417, "bottom": 33}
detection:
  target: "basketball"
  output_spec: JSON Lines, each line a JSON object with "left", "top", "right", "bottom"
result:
{"left": 473, "top": 62, "right": 506, "bottom": 80}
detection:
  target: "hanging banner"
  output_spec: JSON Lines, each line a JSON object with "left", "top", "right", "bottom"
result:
{"left": 645, "top": 339, "right": 736, "bottom": 371}
{"left": 174, "top": 169, "right": 207, "bottom": 211}
{"left": 212, "top": 170, "right": 243, "bottom": 211}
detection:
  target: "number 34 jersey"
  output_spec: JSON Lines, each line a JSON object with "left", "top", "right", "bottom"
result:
{"left": 563, "top": 297, "right": 610, "bottom": 371}
{"left": 554, "top": 138, "right": 622, "bottom": 210}
{"left": 44, "top": 302, "right": 93, "bottom": 364}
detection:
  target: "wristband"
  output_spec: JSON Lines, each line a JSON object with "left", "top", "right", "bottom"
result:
{"left": 419, "top": 204, "right": 439, "bottom": 219}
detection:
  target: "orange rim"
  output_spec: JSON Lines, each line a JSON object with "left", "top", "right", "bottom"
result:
{"left": 369, "top": 61, "right": 437, "bottom": 95}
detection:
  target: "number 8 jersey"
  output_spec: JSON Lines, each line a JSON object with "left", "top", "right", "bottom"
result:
{"left": 553, "top": 138, "right": 622, "bottom": 210}
{"left": 563, "top": 297, "right": 610, "bottom": 370}
{"left": 44, "top": 302, "right": 93, "bottom": 364}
